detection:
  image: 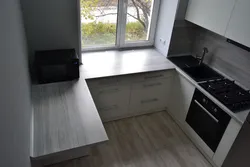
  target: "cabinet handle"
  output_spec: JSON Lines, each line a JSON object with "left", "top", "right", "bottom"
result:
{"left": 144, "top": 74, "right": 163, "bottom": 79}
{"left": 98, "top": 88, "right": 120, "bottom": 95}
{"left": 141, "top": 98, "right": 158, "bottom": 104}
{"left": 194, "top": 100, "right": 219, "bottom": 123}
{"left": 99, "top": 105, "right": 118, "bottom": 111}
{"left": 143, "top": 82, "right": 162, "bottom": 88}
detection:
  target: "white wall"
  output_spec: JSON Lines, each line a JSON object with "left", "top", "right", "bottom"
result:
{"left": 0, "top": 0, "right": 31, "bottom": 167}
{"left": 154, "top": 0, "right": 179, "bottom": 56}
{"left": 20, "top": 0, "right": 80, "bottom": 62}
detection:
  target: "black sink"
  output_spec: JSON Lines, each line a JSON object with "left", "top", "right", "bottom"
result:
{"left": 168, "top": 56, "right": 224, "bottom": 82}
{"left": 168, "top": 56, "right": 200, "bottom": 68}
{"left": 183, "top": 65, "right": 223, "bottom": 82}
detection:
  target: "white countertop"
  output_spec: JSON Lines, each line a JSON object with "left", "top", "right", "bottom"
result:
{"left": 30, "top": 48, "right": 174, "bottom": 158}
{"left": 81, "top": 48, "right": 249, "bottom": 124}
{"left": 31, "top": 77, "right": 108, "bottom": 158}
{"left": 31, "top": 48, "right": 249, "bottom": 159}
{"left": 81, "top": 48, "right": 175, "bottom": 79}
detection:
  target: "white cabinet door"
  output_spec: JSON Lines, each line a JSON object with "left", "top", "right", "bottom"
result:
{"left": 185, "top": 0, "right": 236, "bottom": 36}
{"left": 167, "top": 73, "right": 195, "bottom": 126}
{"left": 129, "top": 78, "right": 173, "bottom": 114}
{"left": 225, "top": 0, "right": 250, "bottom": 48}
{"left": 90, "top": 85, "right": 131, "bottom": 122}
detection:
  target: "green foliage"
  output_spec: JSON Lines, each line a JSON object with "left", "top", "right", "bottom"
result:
{"left": 125, "top": 22, "right": 145, "bottom": 40}
{"left": 80, "top": 0, "right": 99, "bottom": 20}
{"left": 81, "top": 21, "right": 147, "bottom": 46}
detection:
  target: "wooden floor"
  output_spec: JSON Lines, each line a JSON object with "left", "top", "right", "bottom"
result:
{"left": 49, "top": 111, "right": 212, "bottom": 167}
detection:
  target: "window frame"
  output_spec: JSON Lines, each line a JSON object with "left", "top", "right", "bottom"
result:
{"left": 81, "top": 0, "right": 160, "bottom": 52}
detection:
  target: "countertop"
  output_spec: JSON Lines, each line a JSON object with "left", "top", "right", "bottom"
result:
{"left": 81, "top": 48, "right": 249, "bottom": 124}
{"left": 30, "top": 48, "right": 174, "bottom": 158}
{"left": 31, "top": 48, "right": 249, "bottom": 159}
{"left": 81, "top": 48, "right": 175, "bottom": 79}
{"left": 31, "top": 77, "right": 108, "bottom": 158}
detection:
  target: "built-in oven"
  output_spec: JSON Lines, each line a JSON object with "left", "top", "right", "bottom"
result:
{"left": 186, "top": 89, "right": 231, "bottom": 152}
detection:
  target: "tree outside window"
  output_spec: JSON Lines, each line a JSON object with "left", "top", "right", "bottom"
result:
{"left": 81, "top": 0, "right": 153, "bottom": 47}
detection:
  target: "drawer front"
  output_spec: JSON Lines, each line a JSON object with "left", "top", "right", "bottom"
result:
{"left": 98, "top": 105, "right": 128, "bottom": 121}
{"left": 91, "top": 86, "right": 131, "bottom": 120}
{"left": 132, "top": 70, "right": 174, "bottom": 83}
{"left": 129, "top": 78, "right": 172, "bottom": 113}
{"left": 87, "top": 75, "right": 131, "bottom": 89}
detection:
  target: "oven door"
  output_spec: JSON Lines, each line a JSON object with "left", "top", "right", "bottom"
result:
{"left": 186, "top": 90, "right": 230, "bottom": 152}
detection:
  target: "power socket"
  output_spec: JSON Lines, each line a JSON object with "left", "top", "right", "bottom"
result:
{"left": 160, "top": 38, "right": 166, "bottom": 45}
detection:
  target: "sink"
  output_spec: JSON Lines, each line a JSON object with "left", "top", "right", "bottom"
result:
{"left": 168, "top": 55, "right": 224, "bottom": 82}
{"left": 183, "top": 65, "right": 223, "bottom": 82}
{"left": 168, "top": 56, "right": 200, "bottom": 68}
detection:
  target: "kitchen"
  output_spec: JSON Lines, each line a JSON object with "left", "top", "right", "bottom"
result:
{"left": 1, "top": 0, "right": 250, "bottom": 167}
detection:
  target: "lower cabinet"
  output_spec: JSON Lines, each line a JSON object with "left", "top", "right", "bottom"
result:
{"left": 167, "top": 72, "right": 195, "bottom": 126}
{"left": 129, "top": 78, "right": 173, "bottom": 114}
{"left": 87, "top": 70, "right": 175, "bottom": 122}
{"left": 90, "top": 85, "right": 131, "bottom": 122}
{"left": 87, "top": 69, "right": 243, "bottom": 167}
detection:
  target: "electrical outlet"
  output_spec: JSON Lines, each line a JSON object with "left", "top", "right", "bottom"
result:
{"left": 160, "top": 38, "right": 166, "bottom": 45}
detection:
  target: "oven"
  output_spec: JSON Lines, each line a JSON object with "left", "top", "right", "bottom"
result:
{"left": 186, "top": 89, "right": 231, "bottom": 152}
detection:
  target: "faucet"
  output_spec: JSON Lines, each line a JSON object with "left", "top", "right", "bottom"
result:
{"left": 196, "top": 47, "right": 209, "bottom": 65}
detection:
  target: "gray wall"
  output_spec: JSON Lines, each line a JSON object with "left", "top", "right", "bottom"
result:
{"left": 168, "top": 22, "right": 197, "bottom": 55}
{"left": 0, "top": 0, "right": 31, "bottom": 167}
{"left": 20, "top": 0, "right": 80, "bottom": 63}
{"left": 155, "top": 0, "right": 179, "bottom": 56}
{"left": 193, "top": 29, "right": 250, "bottom": 89}
{"left": 175, "top": 0, "right": 189, "bottom": 20}
{"left": 168, "top": 0, "right": 198, "bottom": 56}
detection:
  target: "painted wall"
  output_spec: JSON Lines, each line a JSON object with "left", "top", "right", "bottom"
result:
{"left": 20, "top": 0, "right": 80, "bottom": 63}
{"left": 168, "top": 23, "right": 197, "bottom": 55}
{"left": 167, "top": 0, "right": 198, "bottom": 56}
{"left": 193, "top": 28, "right": 250, "bottom": 89}
{"left": 0, "top": 0, "right": 31, "bottom": 167}
{"left": 155, "top": 0, "right": 179, "bottom": 56}
{"left": 175, "top": 0, "right": 189, "bottom": 20}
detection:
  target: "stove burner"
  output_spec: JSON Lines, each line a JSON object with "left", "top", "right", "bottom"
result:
{"left": 199, "top": 79, "right": 250, "bottom": 112}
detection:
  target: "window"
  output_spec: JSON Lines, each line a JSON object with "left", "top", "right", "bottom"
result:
{"left": 80, "top": 0, "right": 160, "bottom": 51}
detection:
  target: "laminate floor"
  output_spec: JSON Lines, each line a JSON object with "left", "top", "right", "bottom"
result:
{"left": 49, "top": 111, "right": 212, "bottom": 167}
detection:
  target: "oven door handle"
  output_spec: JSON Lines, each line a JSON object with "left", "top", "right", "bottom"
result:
{"left": 194, "top": 100, "right": 219, "bottom": 123}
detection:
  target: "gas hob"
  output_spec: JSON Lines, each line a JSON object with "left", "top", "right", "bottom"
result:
{"left": 199, "top": 79, "right": 250, "bottom": 112}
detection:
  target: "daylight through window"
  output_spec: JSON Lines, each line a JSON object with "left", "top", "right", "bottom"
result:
{"left": 80, "top": 0, "right": 159, "bottom": 50}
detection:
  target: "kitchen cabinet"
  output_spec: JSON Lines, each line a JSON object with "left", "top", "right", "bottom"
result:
{"left": 225, "top": 0, "right": 250, "bottom": 48}
{"left": 87, "top": 70, "right": 175, "bottom": 122}
{"left": 185, "top": 0, "right": 236, "bottom": 36}
{"left": 90, "top": 85, "right": 131, "bottom": 122}
{"left": 129, "top": 78, "right": 173, "bottom": 114}
{"left": 167, "top": 72, "right": 195, "bottom": 126}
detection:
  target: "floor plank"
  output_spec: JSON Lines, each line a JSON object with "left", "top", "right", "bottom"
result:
{"left": 48, "top": 111, "right": 212, "bottom": 167}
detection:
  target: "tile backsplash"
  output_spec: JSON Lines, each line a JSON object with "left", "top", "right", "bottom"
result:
{"left": 193, "top": 28, "right": 250, "bottom": 89}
